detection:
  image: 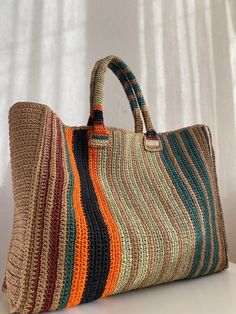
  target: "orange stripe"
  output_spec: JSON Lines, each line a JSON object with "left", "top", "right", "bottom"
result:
{"left": 93, "top": 104, "right": 103, "bottom": 111}
{"left": 88, "top": 144, "right": 122, "bottom": 297}
{"left": 65, "top": 128, "right": 89, "bottom": 306}
{"left": 93, "top": 123, "right": 109, "bottom": 135}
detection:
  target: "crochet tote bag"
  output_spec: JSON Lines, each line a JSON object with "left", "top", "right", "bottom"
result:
{"left": 3, "top": 55, "right": 228, "bottom": 314}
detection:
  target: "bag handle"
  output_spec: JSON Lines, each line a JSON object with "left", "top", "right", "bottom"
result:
{"left": 88, "top": 58, "right": 144, "bottom": 133}
{"left": 88, "top": 55, "right": 161, "bottom": 152}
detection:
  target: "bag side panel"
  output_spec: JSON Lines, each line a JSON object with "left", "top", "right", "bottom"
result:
{"left": 3, "top": 103, "right": 46, "bottom": 312}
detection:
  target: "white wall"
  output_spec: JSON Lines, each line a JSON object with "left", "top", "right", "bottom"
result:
{"left": 0, "top": 0, "right": 236, "bottom": 295}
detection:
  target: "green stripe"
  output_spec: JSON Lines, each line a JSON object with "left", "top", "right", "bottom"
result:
{"left": 58, "top": 128, "right": 76, "bottom": 309}
{"left": 180, "top": 129, "right": 219, "bottom": 273}
{"left": 159, "top": 135, "right": 203, "bottom": 278}
{"left": 92, "top": 134, "right": 109, "bottom": 141}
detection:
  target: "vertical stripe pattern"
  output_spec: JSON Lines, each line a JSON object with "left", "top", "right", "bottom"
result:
{"left": 4, "top": 103, "right": 228, "bottom": 314}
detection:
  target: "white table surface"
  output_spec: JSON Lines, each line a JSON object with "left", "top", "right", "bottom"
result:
{"left": 1, "top": 262, "right": 236, "bottom": 314}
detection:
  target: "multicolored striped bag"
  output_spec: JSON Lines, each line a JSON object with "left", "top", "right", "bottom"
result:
{"left": 3, "top": 55, "right": 228, "bottom": 314}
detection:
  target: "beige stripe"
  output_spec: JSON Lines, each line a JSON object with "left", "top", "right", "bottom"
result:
{"left": 33, "top": 113, "right": 58, "bottom": 313}
{"left": 49, "top": 122, "right": 69, "bottom": 311}
{"left": 15, "top": 107, "right": 49, "bottom": 313}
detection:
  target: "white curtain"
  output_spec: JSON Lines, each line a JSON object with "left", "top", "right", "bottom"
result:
{"left": 0, "top": 0, "right": 235, "bottom": 293}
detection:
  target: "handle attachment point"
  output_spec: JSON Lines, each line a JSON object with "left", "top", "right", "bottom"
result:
{"left": 89, "top": 131, "right": 110, "bottom": 148}
{"left": 143, "top": 136, "right": 162, "bottom": 152}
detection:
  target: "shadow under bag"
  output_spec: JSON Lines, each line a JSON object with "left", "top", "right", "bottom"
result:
{"left": 3, "top": 55, "right": 228, "bottom": 314}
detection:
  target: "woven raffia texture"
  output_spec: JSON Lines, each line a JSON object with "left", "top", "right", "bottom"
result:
{"left": 3, "top": 56, "right": 228, "bottom": 314}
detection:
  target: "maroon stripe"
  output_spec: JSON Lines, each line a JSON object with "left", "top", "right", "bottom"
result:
{"left": 42, "top": 118, "right": 64, "bottom": 311}
{"left": 29, "top": 113, "right": 53, "bottom": 312}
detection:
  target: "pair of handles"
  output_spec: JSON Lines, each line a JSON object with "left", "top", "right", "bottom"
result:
{"left": 87, "top": 55, "right": 161, "bottom": 151}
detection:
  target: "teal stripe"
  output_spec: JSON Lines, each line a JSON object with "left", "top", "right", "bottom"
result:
{"left": 129, "top": 99, "right": 138, "bottom": 110}
{"left": 180, "top": 129, "right": 219, "bottom": 273}
{"left": 167, "top": 132, "right": 212, "bottom": 275}
{"left": 125, "top": 87, "right": 135, "bottom": 97}
{"left": 110, "top": 63, "right": 139, "bottom": 110}
{"left": 131, "top": 84, "right": 145, "bottom": 107}
{"left": 58, "top": 128, "right": 76, "bottom": 309}
{"left": 159, "top": 136, "right": 203, "bottom": 278}
{"left": 117, "top": 60, "right": 146, "bottom": 107}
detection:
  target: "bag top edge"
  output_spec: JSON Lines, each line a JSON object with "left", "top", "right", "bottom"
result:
{"left": 9, "top": 101, "right": 210, "bottom": 137}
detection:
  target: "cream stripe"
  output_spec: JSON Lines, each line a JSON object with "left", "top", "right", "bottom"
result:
{"left": 124, "top": 133, "right": 160, "bottom": 289}
{"left": 98, "top": 131, "right": 133, "bottom": 294}
{"left": 133, "top": 135, "right": 177, "bottom": 286}
{"left": 118, "top": 131, "right": 149, "bottom": 292}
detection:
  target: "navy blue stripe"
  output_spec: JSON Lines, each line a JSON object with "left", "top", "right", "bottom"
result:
{"left": 73, "top": 129, "right": 110, "bottom": 303}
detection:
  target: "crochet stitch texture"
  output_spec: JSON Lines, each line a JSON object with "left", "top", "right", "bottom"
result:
{"left": 3, "top": 56, "right": 228, "bottom": 314}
